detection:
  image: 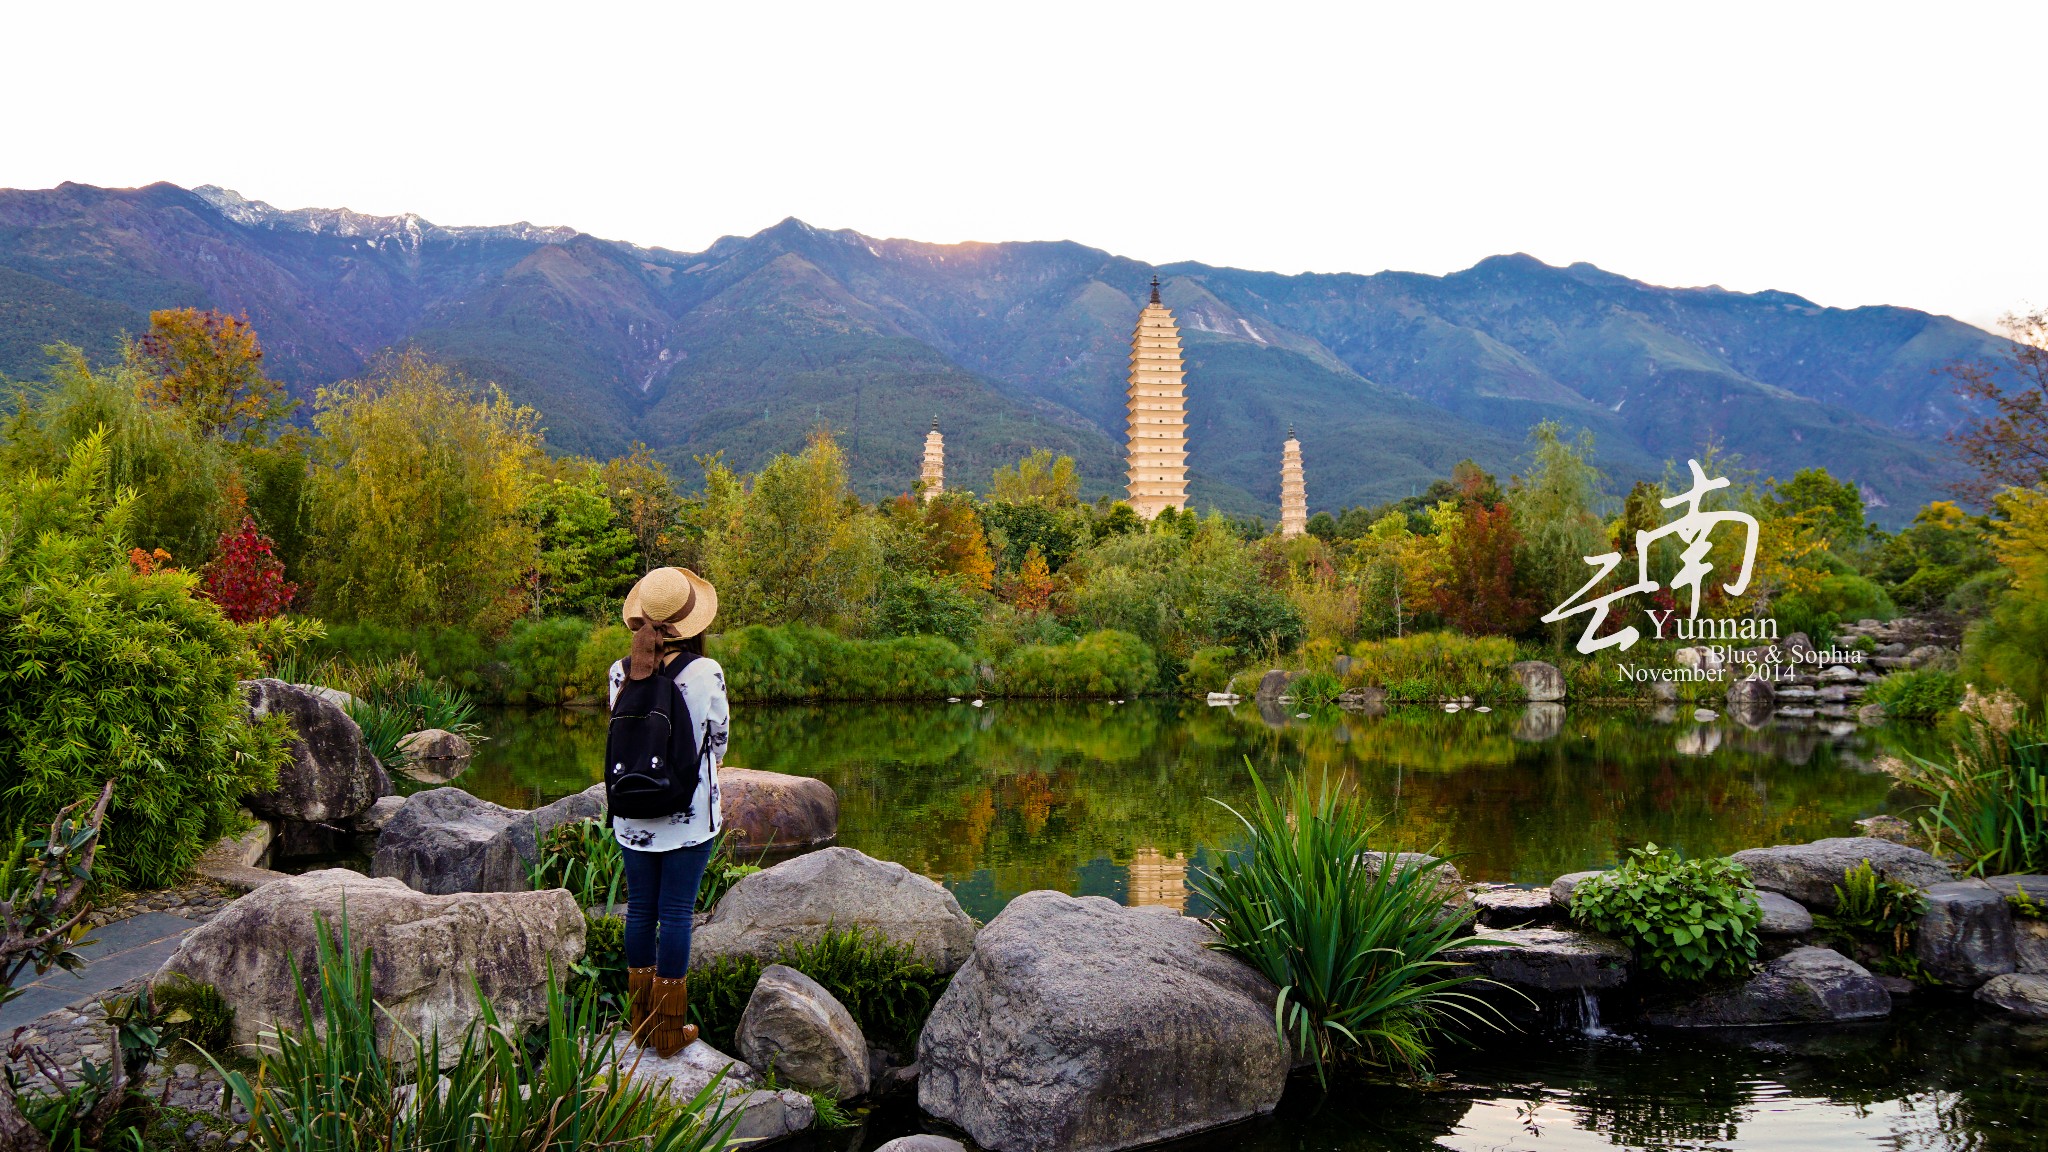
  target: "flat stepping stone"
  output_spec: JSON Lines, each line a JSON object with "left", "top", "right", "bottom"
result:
{"left": 1472, "top": 887, "right": 1558, "bottom": 927}
{"left": 1445, "top": 926, "right": 1631, "bottom": 991}
{"left": 0, "top": 912, "right": 196, "bottom": 1032}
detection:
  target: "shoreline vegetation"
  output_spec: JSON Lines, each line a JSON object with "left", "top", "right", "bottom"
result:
{"left": 3, "top": 307, "right": 2046, "bottom": 874}
{"left": 2, "top": 310, "right": 2047, "bottom": 1149}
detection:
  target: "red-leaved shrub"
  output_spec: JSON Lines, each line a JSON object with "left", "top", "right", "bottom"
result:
{"left": 200, "top": 517, "right": 296, "bottom": 622}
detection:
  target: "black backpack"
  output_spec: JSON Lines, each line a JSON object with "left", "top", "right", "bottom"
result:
{"left": 604, "top": 652, "right": 703, "bottom": 821}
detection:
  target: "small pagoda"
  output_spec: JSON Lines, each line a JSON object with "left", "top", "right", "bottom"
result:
{"left": 920, "top": 416, "right": 945, "bottom": 502}
{"left": 1279, "top": 426, "right": 1308, "bottom": 538}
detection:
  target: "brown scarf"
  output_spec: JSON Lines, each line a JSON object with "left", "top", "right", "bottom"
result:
{"left": 626, "top": 616, "right": 682, "bottom": 680}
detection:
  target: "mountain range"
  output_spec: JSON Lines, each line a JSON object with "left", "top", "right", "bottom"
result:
{"left": 0, "top": 181, "right": 2005, "bottom": 525}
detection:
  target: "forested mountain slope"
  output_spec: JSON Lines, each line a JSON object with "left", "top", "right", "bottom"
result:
{"left": 0, "top": 182, "right": 1999, "bottom": 520}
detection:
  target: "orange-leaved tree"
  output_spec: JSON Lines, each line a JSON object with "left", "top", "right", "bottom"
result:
{"left": 135, "top": 309, "right": 296, "bottom": 443}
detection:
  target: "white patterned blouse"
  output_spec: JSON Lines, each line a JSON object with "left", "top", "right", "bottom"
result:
{"left": 605, "top": 655, "right": 728, "bottom": 852}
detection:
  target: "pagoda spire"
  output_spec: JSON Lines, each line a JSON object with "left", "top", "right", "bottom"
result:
{"left": 1125, "top": 285, "right": 1189, "bottom": 518}
{"left": 1279, "top": 428, "right": 1308, "bottom": 539}
{"left": 921, "top": 417, "right": 945, "bottom": 503}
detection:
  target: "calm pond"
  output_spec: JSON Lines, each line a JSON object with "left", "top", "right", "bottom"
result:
{"left": 439, "top": 701, "right": 2045, "bottom": 1151}
{"left": 455, "top": 699, "right": 1923, "bottom": 921}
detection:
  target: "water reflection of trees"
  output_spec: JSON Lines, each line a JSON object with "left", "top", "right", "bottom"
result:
{"left": 467, "top": 700, "right": 1902, "bottom": 909}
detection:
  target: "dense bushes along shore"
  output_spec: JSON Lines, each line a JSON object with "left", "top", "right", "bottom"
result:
{"left": 300, "top": 618, "right": 1742, "bottom": 706}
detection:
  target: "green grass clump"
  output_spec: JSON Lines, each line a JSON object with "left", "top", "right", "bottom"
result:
{"left": 527, "top": 818, "right": 625, "bottom": 909}
{"left": 208, "top": 914, "right": 735, "bottom": 1152}
{"left": 1864, "top": 668, "right": 1963, "bottom": 723}
{"left": 1907, "top": 710, "right": 2048, "bottom": 875}
{"left": 1347, "top": 632, "right": 1520, "bottom": 702}
{"left": 687, "top": 928, "right": 951, "bottom": 1056}
{"left": 1190, "top": 769, "right": 1502, "bottom": 1083}
{"left": 1288, "top": 670, "right": 1343, "bottom": 707}
{"left": 150, "top": 974, "right": 236, "bottom": 1058}
{"left": 996, "top": 629, "right": 1158, "bottom": 697}
{"left": 1571, "top": 844, "right": 1760, "bottom": 984}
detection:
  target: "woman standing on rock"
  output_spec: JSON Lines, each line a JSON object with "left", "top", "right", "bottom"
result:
{"left": 606, "top": 566, "right": 728, "bottom": 1056}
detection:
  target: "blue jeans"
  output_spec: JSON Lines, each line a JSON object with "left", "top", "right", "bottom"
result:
{"left": 621, "top": 840, "right": 716, "bottom": 978}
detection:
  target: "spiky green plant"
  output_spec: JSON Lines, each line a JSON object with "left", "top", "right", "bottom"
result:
{"left": 1908, "top": 718, "right": 2048, "bottom": 875}
{"left": 1189, "top": 768, "right": 1506, "bottom": 1083}
{"left": 208, "top": 913, "right": 736, "bottom": 1151}
{"left": 527, "top": 818, "right": 624, "bottom": 909}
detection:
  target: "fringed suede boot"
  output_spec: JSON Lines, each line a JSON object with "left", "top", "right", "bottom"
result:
{"left": 648, "top": 975, "right": 699, "bottom": 1057}
{"left": 627, "top": 966, "right": 657, "bottom": 1044}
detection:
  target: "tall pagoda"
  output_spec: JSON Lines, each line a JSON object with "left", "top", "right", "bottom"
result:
{"left": 920, "top": 416, "right": 945, "bottom": 502}
{"left": 1279, "top": 426, "right": 1308, "bottom": 538}
{"left": 1125, "top": 277, "right": 1189, "bottom": 518}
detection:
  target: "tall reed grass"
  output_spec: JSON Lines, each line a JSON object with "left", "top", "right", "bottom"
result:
{"left": 1908, "top": 703, "right": 2048, "bottom": 875}
{"left": 1191, "top": 769, "right": 1505, "bottom": 1084}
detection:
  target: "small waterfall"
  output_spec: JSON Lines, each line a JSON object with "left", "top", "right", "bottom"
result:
{"left": 1578, "top": 988, "right": 1609, "bottom": 1038}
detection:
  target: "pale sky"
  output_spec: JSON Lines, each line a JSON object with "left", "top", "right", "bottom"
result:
{"left": 4, "top": 1, "right": 2042, "bottom": 330}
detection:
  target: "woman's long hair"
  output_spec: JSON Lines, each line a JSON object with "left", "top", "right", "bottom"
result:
{"left": 667, "top": 632, "right": 706, "bottom": 659}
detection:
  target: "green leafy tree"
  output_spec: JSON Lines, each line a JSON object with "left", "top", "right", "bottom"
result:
{"left": 982, "top": 500, "right": 1090, "bottom": 574}
{"left": 525, "top": 461, "right": 638, "bottom": 617}
{"left": 2, "top": 345, "right": 237, "bottom": 566}
{"left": 1509, "top": 422, "right": 1609, "bottom": 645}
{"left": 0, "top": 432, "right": 290, "bottom": 889}
{"left": 990, "top": 448, "right": 1080, "bottom": 506}
{"left": 703, "top": 431, "right": 883, "bottom": 630}
{"left": 304, "top": 351, "right": 542, "bottom": 633}
{"left": 600, "top": 444, "right": 696, "bottom": 570}
{"left": 876, "top": 572, "right": 983, "bottom": 648}
{"left": 1767, "top": 468, "right": 1868, "bottom": 550}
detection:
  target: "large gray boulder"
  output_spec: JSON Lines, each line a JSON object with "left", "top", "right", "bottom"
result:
{"left": 721, "top": 768, "right": 839, "bottom": 852}
{"left": 1727, "top": 677, "right": 1775, "bottom": 726}
{"left": 738, "top": 965, "right": 870, "bottom": 1099}
{"left": 370, "top": 784, "right": 606, "bottom": 895}
{"left": 1646, "top": 947, "right": 1890, "bottom": 1027}
{"left": 481, "top": 784, "right": 608, "bottom": 893}
{"left": 1728, "top": 838, "right": 1954, "bottom": 910}
{"left": 1445, "top": 927, "right": 1630, "bottom": 991}
{"left": 607, "top": 1038, "right": 815, "bottom": 1141}
{"left": 1509, "top": 660, "right": 1565, "bottom": 702}
{"left": 1986, "top": 874, "right": 2048, "bottom": 903}
{"left": 370, "top": 788, "right": 516, "bottom": 894}
{"left": 399, "top": 728, "right": 474, "bottom": 762}
{"left": 692, "top": 847, "right": 977, "bottom": 974}
{"left": 919, "top": 891, "right": 1289, "bottom": 1152}
{"left": 1253, "top": 670, "right": 1294, "bottom": 701}
{"left": 1975, "top": 973, "right": 2048, "bottom": 1020}
{"left": 241, "top": 679, "right": 388, "bottom": 824}
{"left": 156, "top": 868, "right": 583, "bottom": 1065}
{"left": 1916, "top": 881, "right": 2017, "bottom": 987}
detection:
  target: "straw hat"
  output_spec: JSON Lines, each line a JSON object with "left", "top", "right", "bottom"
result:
{"left": 622, "top": 567, "right": 718, "bottom": 638}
